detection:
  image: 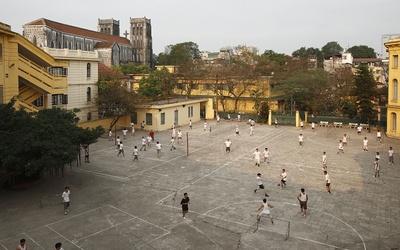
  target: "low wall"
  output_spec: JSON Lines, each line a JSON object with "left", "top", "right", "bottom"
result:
{"left": 77, "top": 116, "right": 131, "bottom": 131}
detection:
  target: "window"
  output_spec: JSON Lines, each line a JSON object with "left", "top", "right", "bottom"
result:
{"left": 203, "top": 84, "right": 212, "bottom": 91}
{"left": 52, "top": 94, "right": 68, "bottom": 105}
{"left": 146, "top": 113, "right": 153, "bottom": 125}
{"left": 394, "top": 80, "right": 398, "bottom": 101}
{"left": 394, "top": 55, "right": 399, "bottom": 68}
{"left": 87, "top": 63, "right": 91, "bottom": 78}
{"left": 392, "top": 113, "right": 397, "bottom": 131}
{"left": 187, "top": 106, "right": 193, "bottom": 117}
{"left": 177, "top": 84, "right": 184, "bottom": 90}
{"left": 87, "top": 87, "right": 91, "bottom": 102}
{"left": 190, "top": 83, "right": 199, "bottom": 90}
{"left": 49, "top": 67, "right": 68, "bottom": 76}
{"left": 161, "top": 112, "right": 165, "bottom": 125}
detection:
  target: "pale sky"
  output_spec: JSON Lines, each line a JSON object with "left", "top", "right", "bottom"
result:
{"left": 2, "top": 0, "right": 399, "bottom": 57}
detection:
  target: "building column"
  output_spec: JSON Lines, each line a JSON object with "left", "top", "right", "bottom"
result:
{"left": 268, "top": 110, "right": 272, "bottom": 125}
{"left": 296, "top": 110, "right": 300, "bottom": 127}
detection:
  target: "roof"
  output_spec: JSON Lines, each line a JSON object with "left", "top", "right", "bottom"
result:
{"left": 24, "top": 18, "right": 131, "bottom": 45}
{"left": 98, "top": 63, "right": 129, "bottom": 79}
{"left": 353, "top": 58, "right": 382, "bottom": 63}
{"left": 94, "top": 41, "right": 116, "bottom": 49}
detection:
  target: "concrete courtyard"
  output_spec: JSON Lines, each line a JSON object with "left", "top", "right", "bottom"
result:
{"left": 0, "top": 119, "right": 399, "bottom": 250}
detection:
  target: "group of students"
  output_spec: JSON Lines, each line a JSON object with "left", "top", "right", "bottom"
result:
{"left": 16, "top": 239, "right": 65, "bottom": 250}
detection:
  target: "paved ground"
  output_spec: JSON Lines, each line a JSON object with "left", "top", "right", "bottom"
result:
{"left": 1, "top": 120, "right": 400, "bottom": 250}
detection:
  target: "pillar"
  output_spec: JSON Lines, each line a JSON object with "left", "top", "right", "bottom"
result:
{"left": 304, "top": 111, "right": 308, "bottom": 124}
{"left": 268, "top": 110, "right": 272, "bottom": 125}
{"left": 296, "top": 110, "right": 300, "bottom": 127}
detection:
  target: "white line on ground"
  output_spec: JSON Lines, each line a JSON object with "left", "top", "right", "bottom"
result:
{"left": 22, "top": 232, "right": 46, "bottom": 250}
{"left": 76, "top": 218, "right": 136, "bottom": 241}
{"left": 295, "top": 236, "right": 349, "bottom": 250}
{"left": 46, "top": 225, "right": 84, "bottom": 250}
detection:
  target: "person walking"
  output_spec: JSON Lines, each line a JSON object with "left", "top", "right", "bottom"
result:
{"left": 140, "top": 136, "right": 147, "bottom": 151}
{"left": 253, "top": 148, "right": 261, "bottom": 167}
{"left": 374, "top": 158, "right": 380, "bottom": 177}
{"left": 357, "top": 125, "right": 362, "bottom": 135}
{"left": 342, "top": 134, "right": 348, "bottom": 147}
{"left": 249, "top": 125, "right": 254, "bottom": 136}
{"left": 141, "top": 120, "right": 145, "bottom": 130}
{"left": 177, "top": 129, "right": 184, "bottom": 144}
{"left": 254, "top": 173, "right": 269, "bottom": 197}
{"left": 337, "top": 140, "right": 344, "bottom": 154}
{"left": 180, "top": 193, "right": 190, "bottom": 219}
{"left": 363, "top": 137, "right": 369, "bottom": 151}
{"left": 149, "top": 130, "right": 155, "bottom": 141}
{"left": 324, "top": 171, "right": 331, "bottom": 193}
{"left": 300, "top": 121, "right": 304, "bottom": 130}
{"left": 146, "top": 135, "right": 152, "bottom": 148}
{"left": 189, "top": 120, "right": 193, "bottom": 130}
{"left": 298, "top": 133, "right": 304, "bottom": 147}
{"left": 16, "top": 239, "right": 27, "bottom": 250}
{"left": 116, "top": 136, "right": 121, "bottom": 151}
{"left": 224, "top": 139, "right": 232, "bottom": 153}
{"left": 274, "top": 118, "right": 278, "bottom": 128}
{"left": 263, "top": 148, "right": 269, "bottom": 163}
{"left": 280, "top": 169, "right": 287, "bottom": 189}
{"left": 377, "top": 130, "right": 382, "bottom": 143}
{"left": 156, "top": 141, "right": 162, "bottom": 158}
{"left": 256, "top": 198, "right": 274, "bottom": 224}
{"left": 388, "top": 147, "right": 394, "bottom": 165}
{"left": 117, "top": 142, "right": 124, "bottom": 157}
{"left": 132, "top": 146, "right": 139, "bottom": 162}
{"left": 131, "top": 122, "right": 135, "bottom": 136}
{"left": 122, "top": 128, "right": 128, "bottom": 139}
{"left": 217, "top": 115, "right": 220, "bottom": 124}
{"left": 322, "top": 151, "right": 327, "bottom": 169}
{"left": 297, "top": 188, "right": 308, "bottom": 217}
{"left": 62, "top": 187, "right": 70, "bottom": 215}
{"left": 311, "top": 122, "right": 315, "bottom": 131}
{"left": 235, "top": 125, "right": 240, "bottom": 137}
{"left": 108, "top": 129, "right": 113, "bottom": 141}
{"left": 169, "top": 137, "right": 176, "bottom": 151}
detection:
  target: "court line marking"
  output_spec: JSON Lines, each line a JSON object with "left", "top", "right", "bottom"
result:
{"left": 157, "top": 130, "right": 286, "bottom": 204}
{"left": 296, "top": 236, "right": 349, "bottom": 250}
{"left": 22, "top": 232, "right": 46, "bottom": 250}
{"left": 0, "top": 243, "right": 8, "bottom": 250}
{"left": 76, "top": 218, "right": 136, "bottom": 241}
{"left": 46, "top": 225, "right": 84, "bottom": 250}
{"left": 135, "top": 232, "right": 171, "bottom": 249}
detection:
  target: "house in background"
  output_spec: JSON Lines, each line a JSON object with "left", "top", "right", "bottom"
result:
{"left": 385, "top": 37, "right": 400, "bottom": 139}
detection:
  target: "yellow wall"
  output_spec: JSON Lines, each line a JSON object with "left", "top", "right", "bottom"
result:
{"left": 386, "top": 37, "right": 400, "bottom": 139}
{"left": 78, "top": 116, "right": 131, "bottom": 130}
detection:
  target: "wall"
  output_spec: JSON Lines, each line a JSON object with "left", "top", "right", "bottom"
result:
{"left": 386, "top": 38, "right": 400, "bottom": 139}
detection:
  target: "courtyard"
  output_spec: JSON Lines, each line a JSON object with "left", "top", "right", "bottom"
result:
{"left": 0, "top": 119, "right": 399, "bottom": 250}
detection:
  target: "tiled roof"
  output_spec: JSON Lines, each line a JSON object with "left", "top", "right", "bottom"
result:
{"left": 24, "top": 18, "right": 131, "bottom": 45}
{"left": 98, "top": 63, "right": 129, "bottom": 79}
{"left": 353, "top": 58, "right": 382, "bottom": 63}
{"left": 94, "top": 41, "right": 115, "bottom": 49}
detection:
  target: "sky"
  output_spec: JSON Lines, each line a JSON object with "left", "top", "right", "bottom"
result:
{"left": 2, "top": 0, "right": 399, "bottom": 57}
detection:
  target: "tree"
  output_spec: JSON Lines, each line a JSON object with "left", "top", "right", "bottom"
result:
{"left": 291, "top": 47, "right": 323, "bottom": 67}
{"left": 138, "top": 67, "right": 177, "bottom": 101}
{"left": 112, "top": 62, "right": 151, "bottom": 75}
{"left": 157, "top": 42, "right": 201, "bottom": 66}
{"left": 0, "top": 100, "right": 103, "bottom": 185}
{"left": 177, "top": 59, "right": 207, "bottom": 98}
{"left": 321, "top": 41, "right": 343, "bottom": 58}
{"left": 351, "top": 65, "right": 378, "bottom": 125}
{"left": 326, "top": 67, "right": 356, "bottom": 116}
{"left": 347, "top": 45, "right": 377, "bottom": 58}
{"left": 98, "top": 76, "right": 140, "bottom": 129}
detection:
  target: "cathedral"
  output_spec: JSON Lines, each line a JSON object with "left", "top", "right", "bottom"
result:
{"left": 23, "top": 17, "right": 153, "bottom": 67}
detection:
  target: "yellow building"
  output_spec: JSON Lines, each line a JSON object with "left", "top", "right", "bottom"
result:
{"left": 385, "top": 37, "right": 400, "bottom": 139}
{"left": 0, "top": 22, "right": 68, "bottom": 112}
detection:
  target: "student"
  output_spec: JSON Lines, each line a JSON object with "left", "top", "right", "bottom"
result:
{"left": 324, "top": 171, "right": 331, "bottom": 193}
{"left": 116, "top": 136, "right": 121, "bottom": 150}
{"left": 156, "top": 142, "right": 162, "bottom": 158}
{"left": 274, "top": 118, "right": 278, "bottom": 128}
{"left": 177, "top": 129, "right": 183, "bottom": 144}
{"left": 203, "top": 120, "right": 207, "bottom": 131}
{"left": 253, "top": 148, "right": 261, "bottom": 167}
{"left": 180, "top": 193, "right": 190, "bottom": 219}
{"left": 140, "top": 136, "right": 146, "bottom": 151}
{"left": 297, "top": 188, "right": 308, "bottom": 217}
{"left": 300, "top": 121, "right": 304, "bottom": 130}
{"left": 117, "top": 142, "right": 124, "bottom": 157}
{"left": 377, "top": 130, "right": 382, "bottom": 142}
{"left": 357, "top": 125, "right": 362, "bottom": 135}
{"left": 55, "top": 242, "right": 64, "bottom": 250}
{"left": 337, "top": 140, "right": 344, "bottom": 154}
{"left": 322, "top": 151, "right": 327, "bottom": 169}
{"left": 298, "top": 134, "right": 304, "bottom": 147}
{"left": 16, "top": 239, "right": 27, "bottom": 250}
{"left": 149, "top": 130, "right": 155, "bottom": 141}
{"left": 217, "top": 115, "right": 220, "bottom": 124}
{"left": 224, "top": 139, "right": 232, "bottom": 153}
{"left": 311, "top": 122, "right": 315, "bottom": 131}
{"left": 255, "top": 198, "right": 274, "bottom": 224}
{"left": 146, "top": 135, "right": 152, "bottom": 148}
{"left": 363, "top": 137, "right": 369, "bottom": 151}
{"left": 189, "top": 120, "right": 193, "bottom": 130}
{"left": 132, "top": 146, "right": 139, "bottom": 162}
{"left": 169, "top": 137, "right": 176, "bottom": 151}
{"left": 235, "top": 125, "right": 240, "bottom": 137}
{"left": 108, "top": 129, "right": 113, "bottom": 141}
{"left": 374, "top": 158, "right": 380, "bottom": 178}
{"left": 249, "top": 125, "right": 254, "bottom": 136}
{"left": 263, "top": 148, "right": 269, "bottom": 163}
{"left": 131, "top": 122, "right": 135, "bottom": 136}
{"left": 141, "top": 121, "right": 145, "bottom": 130}
{"left": 122, "top": 128, "right": 128, "bottom": 139}
{"left": 342, "top": 134, "right": 348, "bottom": 146}
{"left": 62, "top": 187, "right": 70, "bottom": 215}
{"left": 280, "top": 169, "right": 287, "bottom": 189}
{"left": 388, "top": 147, "right": 394, "bottom": 165}
{"left": 254, "top": 173, "right": 269, "bottom": 197}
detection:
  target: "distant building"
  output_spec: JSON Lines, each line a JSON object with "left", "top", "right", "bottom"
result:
{"left": 385, "top": 36, "right": 400, "bottom": 139}
{"left": 97, "top": 18, "right": 120, "bottom": 36}
{"left": 130, "top": 17, "right": 153, "bottom": 68}
{"left": 323, "top": 52, "right": 353, "bottom": 73}
{"left": 382, "top": 34, "right": 400, "bottom": 59}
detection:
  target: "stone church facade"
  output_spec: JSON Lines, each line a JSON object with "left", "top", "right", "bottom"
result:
{"left": 23, "top": 17, "right": 152, "bottom": 67}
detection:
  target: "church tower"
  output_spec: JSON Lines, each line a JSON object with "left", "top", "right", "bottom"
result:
{"left": 130, "top": 17, "right": 153, "bottom": 67}
{"left": 97, "top": 18, "right": 120, "bottom": 36}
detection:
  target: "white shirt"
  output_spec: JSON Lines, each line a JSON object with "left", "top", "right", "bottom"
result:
{"left": 322, "top": 154, "right": 327, "bottom": 163}
{"left": 311, "top": 123, "right": 315, "bottom": 128}
{"left": 225, "top": 140, "right": 232, "bottom": 147}
{"left": 156, "top": 143, "right": 162, "bottom": 150}
{"left": 133, "top": 148, "right": 138, "bottom": 156}
{"left": 122, "top": 129, "right": 128, "bottom": 135}
{"left": 342, "top": 136, "right": 347, "bottom": 143}
{"left": 281, "top": 172, "right": 287, "bottom": 181}
{"left": 263, "top": 150, "right": 269, "bottom": 157}
{"left": 261, "top": 202, "right": 270, "bottom": 214}
{"left": 377, "top": 131, "right": 381, "bottom": 137}
{"left": 298, "top": 135, "right": 303, "bottom": 142}
{"left": 299, "top": 192, "right": 307, "bottom": 202}
{"left": 363, "top": 139, "right": 368, "bottom": 146}
{"left": 325, "top": 174, "right": 331, "bottom": 183}
{"left": 178, "top": 131, "right": 182, "bottom": 138}
{"left": 389, "top": 149, "right": 394, "bottom": 156}
{"left": 119, "top": 143, "right": 124, "bottom": 150}
{"left": 254, "top": 151, "right": 261, "bottom": 160}
{"left": 62, "top": 190, "right": 70, "bottom": 202}
{"left": 142, "top": 138, "right": 146, "bottom": 145}
{"left": 235, "top": 127, "right": 240, "bottom": 133}
{"left": 256, "top": 176, "right": 263, "bottom": 185}
{"left": 147, "top": 136, "right": 152, "bottom": 142}
{"left": 338, "top": 142, "right": 343, "bottom": 150}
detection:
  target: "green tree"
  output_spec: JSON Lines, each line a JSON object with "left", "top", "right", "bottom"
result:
{"left": 321, "top": 41, "right": 343, "bottom": 58}
{"left": 261, "top": 50, "right": 287, "bottom": 65}
{"left": 347, "top": 45, "right": 377, "bottom": 58}
{"left": 98, "top": 77, "right": 140, "bottom": 129}
{"left": 351, "top": 65, "right": 378, "bottom": 125}
{"left": 138, "top": 67, "right": 177, "bottom": 101}
{"left": 0, "top": 101, "right": 103, "bottom": 185}
{"left": 112, "top": 62, "right": 151, "bottom": 75}
{"left": 157, "top": 41, "right": 200, "bottom": 65}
